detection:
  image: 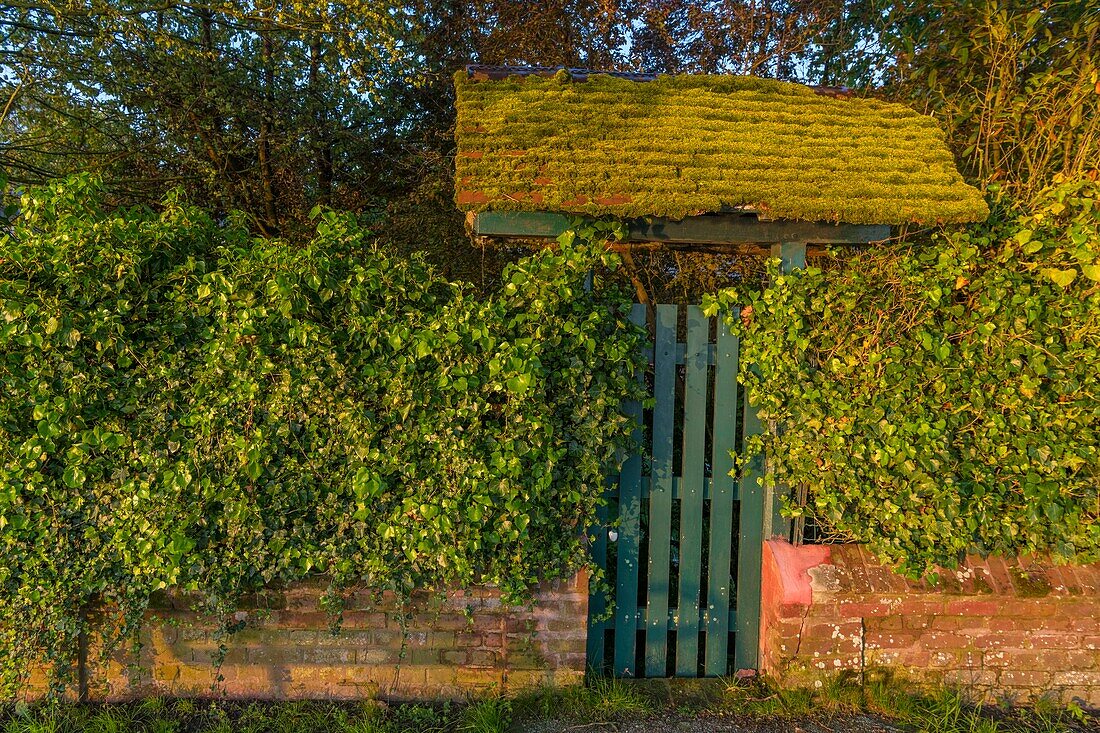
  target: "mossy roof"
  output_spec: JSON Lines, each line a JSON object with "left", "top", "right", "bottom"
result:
{"left": 454, "top": 69, "right": 988, "bottom": 225}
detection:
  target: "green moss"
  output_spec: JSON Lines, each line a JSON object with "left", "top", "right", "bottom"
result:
{"left": 1009, "top": 568, "right": 1053, "bottom": 598}
{"left": 454, "top": 71, "right": 988, "bottom": 225}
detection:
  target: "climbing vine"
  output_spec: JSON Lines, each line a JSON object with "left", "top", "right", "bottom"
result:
{"left": 0, "top": 175, "right": 646, "bottom": 693}
{"left": 704, "top": 176, "right": 1100, "bottom": 574}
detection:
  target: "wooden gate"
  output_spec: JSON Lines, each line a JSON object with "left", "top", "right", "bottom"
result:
{"left": 586, "top": 303, "right": 766, "bottom": 678}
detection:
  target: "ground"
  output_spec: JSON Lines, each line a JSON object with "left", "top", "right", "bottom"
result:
{"left": 1, "top": 678, "right": 1095, "bottom": 733}
{"left": 519, "top": 712, "right": 908, "bottom": 732}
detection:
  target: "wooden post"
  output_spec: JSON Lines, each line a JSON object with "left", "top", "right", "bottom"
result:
{"left": 734, "top": 241, "right": 807, "bottom": 673}
{"left": 763, "top": 241, "right": 806, "bottom": 543}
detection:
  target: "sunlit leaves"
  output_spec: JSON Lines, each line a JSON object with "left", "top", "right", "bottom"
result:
{"left": 0, "top": 177, "right": 644, "bottom": 694}
{"left": 703, "top": 177, "right": 1100, "bottom": 576}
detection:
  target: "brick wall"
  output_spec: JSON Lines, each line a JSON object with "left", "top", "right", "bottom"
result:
{"left": 760, "top": 541, "right": 1100, "bottom": 708}
{"left": 75, "top": 573, "right": 588, "bottom": 701}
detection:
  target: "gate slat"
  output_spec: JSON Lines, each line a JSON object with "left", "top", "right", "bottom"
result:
{"left": 644, "top": 304, "right": 677, "bottom": 676}
{"left": 612, "top": 303, "right": 647, "bottom": 676}
{"left": 734, "top": 372, "right": 765, "bottom": 672}
{"left": 586, "top": 481, "right": 611, "bottom": 671}
{"left": 675, "top": 305, "right": 708, "bottom": 676}
{"left": 705, "top": 312, "right": 739, "bottom": 676}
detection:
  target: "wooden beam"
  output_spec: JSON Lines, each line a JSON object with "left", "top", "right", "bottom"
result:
{"left": 473, "top": 211, "right": 890, "bottom": 245}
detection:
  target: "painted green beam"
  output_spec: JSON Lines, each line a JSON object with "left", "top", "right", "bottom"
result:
{"left": 473, "top": 211, "right": 890, "bottom": 245}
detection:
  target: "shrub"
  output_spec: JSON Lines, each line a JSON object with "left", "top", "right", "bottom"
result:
{"left": 0, "top": 175, "right": 645, "bottom": 692}
{"left": 704, "top": 177, "right": 1100, "bottom": 573}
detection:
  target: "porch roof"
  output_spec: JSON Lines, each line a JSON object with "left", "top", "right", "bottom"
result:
{"left": 454, "top": 67, "right": 987, "bottom": 227}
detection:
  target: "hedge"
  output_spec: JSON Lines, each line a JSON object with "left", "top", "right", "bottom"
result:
{"left": 0, "top": 175, "right": 645, "bottom": 693}
{"left": 704, "top": 176, "right": 1100, "bottom": 574}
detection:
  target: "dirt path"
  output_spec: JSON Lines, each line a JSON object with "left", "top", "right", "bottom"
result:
{"left": 519, "top": 712, "right": 910, "bottom": 733}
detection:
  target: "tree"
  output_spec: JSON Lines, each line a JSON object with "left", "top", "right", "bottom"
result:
{"left": 885, "top": 0, "right": 1100, "bottom": 199}
{"left": 2, "top": 0, "right": 414, "bottom": 235}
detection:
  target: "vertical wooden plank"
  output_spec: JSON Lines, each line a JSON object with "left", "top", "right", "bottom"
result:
{"left": 675, "top": 305, "right": 708, "bottom": 676}
{"left": 644, "top": 304, "right": 677, "bottom": 676}
{"left": 612, "top": 303, "right": 647, "bottom": 676}
{"left": 586, "top": 484, "right": 610, "bottom": 671}
{"left": 733, "top": 373, "right": 765, "bottom": 672}
{"left": 705, "top": 312, "right": 739, "bottom": 676}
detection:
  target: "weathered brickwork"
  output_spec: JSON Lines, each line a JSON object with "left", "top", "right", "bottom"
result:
{"left": 761, "top": 541, "right": 1100, "bottom": 708}
{"left": 79, "top": 573, "right": 588, "bottom": 701}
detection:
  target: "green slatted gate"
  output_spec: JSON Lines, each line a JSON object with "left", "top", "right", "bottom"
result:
{"left": 587, "top": 303, "right": 764, "bottom": 678}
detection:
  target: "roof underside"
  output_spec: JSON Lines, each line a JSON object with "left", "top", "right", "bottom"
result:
{"left": 454, "top": 69, "right": 988, "bottom": 226}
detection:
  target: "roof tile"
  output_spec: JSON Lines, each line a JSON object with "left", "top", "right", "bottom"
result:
{"left": 453, "top": 69, "right": 988, "bottom": 225}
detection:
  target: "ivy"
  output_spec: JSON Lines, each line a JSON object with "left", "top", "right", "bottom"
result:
{"left": 704, "top": 177, "right": 1100, "bottom": 574}
{"left": 0, "top": 175, "right": 646, "bottom": 693}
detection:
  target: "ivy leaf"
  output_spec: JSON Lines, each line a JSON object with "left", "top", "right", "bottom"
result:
{"left": 1041, "top": 267, "right": 1077, "bottom": 288}
{"left": 62, "top": 466, "right": 86, "bottom": 488}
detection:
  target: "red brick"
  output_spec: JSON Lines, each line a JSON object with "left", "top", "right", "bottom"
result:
{"left": 1070, "top": 564, "right": 1100, "bottom": 594}
{"left": 1008, "top": 650, "right": 1098, "bottom": 670}
{"left": 337, "top": 611, "right": 389, "bottom": 629}
{"left": 1051, "top": 670, "right": 1100, "bottom": 687}
{"left": 983, "top": 556, "right": 1017, "bottom": 594}
{"left": 988, "top": 618, "right": 1019, "bottom": 632}
{"left": 835, "top": 601, "right": 894, "bottom": 617}
{"left": 1000, "top": 669, "right": 1051, "bottom": 687}
{"left": 1071, "top": 617, "right": 1100, "bottom": 633}
{"left": 895, "top": 600, "right": 948, "bottom": 616}
{"left": 944, "top": 600, "right": 1000, "bottom": 616}
{"left": 928, "top": 615, "right": 963, "bottom": 630}
{"left": 992, "top": 598, "right": 1049, "bottom": 617}
{"left": 942, "top": 668, "right": 999, "bottom": 687}
{"left": 922, "top": 631, "right": 974, "bottom": 650}
{"left": 973, "top": 632, "right": 1035, "bottom": 650}
{"left": 776, "top": 601, "right": 809, "bottom": 618}
{"left": 864, "top": 631, "right": 921, "bottom": 649}
{"left": 456, "top": 190, "right": 490, "bottom": 205}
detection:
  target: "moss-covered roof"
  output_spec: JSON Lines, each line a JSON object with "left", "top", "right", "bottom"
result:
{"left": 454, "top": 70, "right": 988, "bottom": 225}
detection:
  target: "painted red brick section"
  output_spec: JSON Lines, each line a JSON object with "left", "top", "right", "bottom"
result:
{"left": 79, "top": 573, "right": 588, "bottom": 701}
{"left": 760, "top": 541, "right": 1100, "bottom": 708}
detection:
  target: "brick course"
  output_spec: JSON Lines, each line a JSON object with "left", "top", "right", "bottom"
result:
{"left": 761, "top": 540, "right": 1100, "bottom": 708}
{"left": 73, "top": 573, "right": 588, "bottom": 701}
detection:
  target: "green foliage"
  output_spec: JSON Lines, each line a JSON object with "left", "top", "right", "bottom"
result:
{"left": 1, "top": 682, "right": 1093, "bottom": 733}
{"left": 454, "top": 70, "right": 988, "bottom": 225}
{"left": 0, "top": 700, "right": 453, "bottom": 733}
{"left": 511, "top": 676, "right": 652, "bottom": 723}
{"left": 2, "top": 0, "right": 413, "bottom": 234}
{"left": 891, "top": 1, "right": 1099, "bottom": 200}
{"left": 457, "top": 698, "right": 511, "bottom": 733}
{"left": 0, "top": 175, "right": 645, "bottom": 693}
{"left": 703, "top": 177, "right": 1100, "bottom": 573}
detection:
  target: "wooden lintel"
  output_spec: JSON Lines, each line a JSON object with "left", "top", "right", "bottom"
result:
{"left": 473, "top": 211, "right": 891, "bottom": 245}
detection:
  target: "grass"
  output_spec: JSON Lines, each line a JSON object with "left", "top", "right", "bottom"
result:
{"left": 707, "top": 674, "right": 1094, "bottom": 733}
{"left": 0, "top": 677, "right": 1094, "bottom": 733}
